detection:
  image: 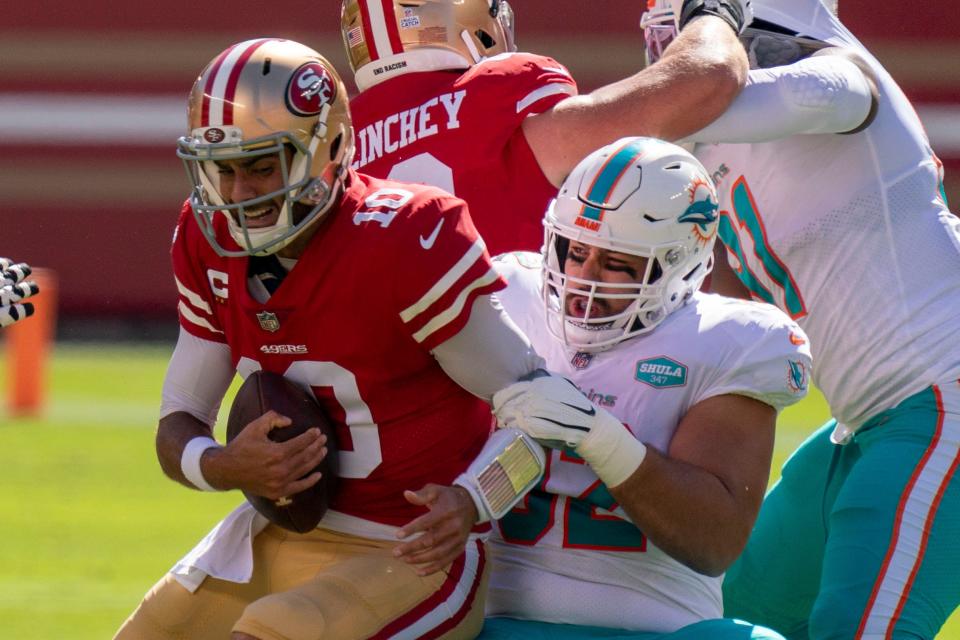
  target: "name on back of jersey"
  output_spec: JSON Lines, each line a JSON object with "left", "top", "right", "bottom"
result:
{"left": 353, "top": 90, "right": 467, "bottom": 169}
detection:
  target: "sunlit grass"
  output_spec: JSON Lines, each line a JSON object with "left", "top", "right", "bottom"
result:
{"left": 0, "top": 344, "right": 956, "bottom": 638}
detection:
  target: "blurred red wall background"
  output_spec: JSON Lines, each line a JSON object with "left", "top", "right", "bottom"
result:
{"left": 2, "top": 1, "right": 958, "bottom": 328}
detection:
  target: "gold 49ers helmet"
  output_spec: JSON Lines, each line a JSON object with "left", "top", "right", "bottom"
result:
{"left": 177, "top": 38, "right": 354, "bottom": 257}
{"left": 341, "top": 0, "right": 516, "bottom": 91}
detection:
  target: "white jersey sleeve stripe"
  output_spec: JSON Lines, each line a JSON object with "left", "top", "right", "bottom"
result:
{"left": 175, "top": 275, "right": 213, "bottom": 314}
{"left": 178, "top": 301, "right": 223, "bottom": 335}
{"left": 516, "top": 83, "right": 576, "bottom": 114}
{"left": 400, "top": 237, "right": 487, "bottom": 323}
{"left": 410, "top": 267, "right": 501, "bottom": 344}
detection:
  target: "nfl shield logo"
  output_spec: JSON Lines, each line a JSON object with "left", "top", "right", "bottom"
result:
{"left": 571, "top": 351, "right": 594, "bottom": 370}
{"left": 257, "top": 311, "right": 280, "bottom": 333}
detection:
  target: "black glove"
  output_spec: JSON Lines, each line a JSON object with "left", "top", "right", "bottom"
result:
{"left": 676, "top": 0, "right": 753, "bottom": 35}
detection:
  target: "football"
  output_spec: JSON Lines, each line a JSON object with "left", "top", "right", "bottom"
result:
{"left": 226, "top": 370, "right": 338, "bottom": 533}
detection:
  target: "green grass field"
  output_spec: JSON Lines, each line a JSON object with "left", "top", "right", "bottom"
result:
{"left": 0, "top": 343, "right": 957, "bottom": 639}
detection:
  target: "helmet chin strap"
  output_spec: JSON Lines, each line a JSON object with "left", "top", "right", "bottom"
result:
{"left": 562, "top": 322, "right": 621, "bottom": 353}
{"left": 460, "top": 30, "right": 484, "bottom": 64}
{"left": 289, "top": 103, "right": 330, "bottom": 189}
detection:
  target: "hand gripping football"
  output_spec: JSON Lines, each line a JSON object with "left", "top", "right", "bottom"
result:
{"left": 226, "top": 370, "right": 339, "bottom": 533}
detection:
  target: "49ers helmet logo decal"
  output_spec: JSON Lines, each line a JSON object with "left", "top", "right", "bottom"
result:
{"left": 285, "top": 61, "right": 337, "bottom": 117}
{"left": 203, "top": 127, "right": 226, "bottom": 143}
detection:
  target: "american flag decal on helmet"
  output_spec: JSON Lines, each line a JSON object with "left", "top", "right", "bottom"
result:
{"left": 347, "top": 26, "right": 365, "bottom": 47}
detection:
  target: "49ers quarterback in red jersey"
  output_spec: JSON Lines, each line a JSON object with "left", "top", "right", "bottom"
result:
{"left": 115, "top": 38, "right": 546, "bottom": 640}
{"left": 342, "top": 0, "right": 752, "bottom": 257}
{"left": 172, "top": 172, "right": 501, "bottom": 526}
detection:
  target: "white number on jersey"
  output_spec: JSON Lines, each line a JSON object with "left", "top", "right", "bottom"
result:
{"left": 387, "top": 152, "right": 456, "bottom": 196}
{"left": 236, "top": 357, "right": 383, "bottom": 478}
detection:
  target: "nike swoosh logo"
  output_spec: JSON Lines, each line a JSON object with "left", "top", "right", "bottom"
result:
{"left": 419, "top": 218, "right": 445, "bottom": 250}
{"left": 560, "top": 401, "right": 596, "bottom": 418}
{"left": 540, "top": 417, "right": 591, "bottom": 432}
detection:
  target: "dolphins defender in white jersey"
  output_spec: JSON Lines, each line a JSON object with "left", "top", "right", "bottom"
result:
{"left": 642, "top": 0, "right": 960, "bottom": 637}
{"left": 481, "top": 137, "right": 811, "bottom": 639}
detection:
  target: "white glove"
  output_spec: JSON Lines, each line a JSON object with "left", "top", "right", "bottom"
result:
{"left": 0, "top": 258, "right": 39, "bottom": 328}
{"left": 493, "top": 374, "right": 647, "bottom": 488}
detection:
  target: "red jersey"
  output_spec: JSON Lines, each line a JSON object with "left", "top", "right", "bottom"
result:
{"left": 172, "top": 172, "right": 505, "bottom": 527}
{"left": 349, "top": 52, "right": 577, "bottom": 256}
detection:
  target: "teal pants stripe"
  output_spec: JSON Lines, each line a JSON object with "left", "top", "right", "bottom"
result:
{"left": 723, "top": 383, "right": 960, "bottom": 639}
{"left": 479, "top": 617, "right": 785, "bottom": 639}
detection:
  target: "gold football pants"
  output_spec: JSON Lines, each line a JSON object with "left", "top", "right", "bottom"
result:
{"left": 114, "top": 525, "right": 488, "bottom": 640}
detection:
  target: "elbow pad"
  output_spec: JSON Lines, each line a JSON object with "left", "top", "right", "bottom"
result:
{"left": 684, "top": 54, "right": 876, "bottom": 143}
{"left": 777, "top": 55, "right": 876, "bottom": 135}
{"left": 454, "top": 428, "right": 546, "bottom": 523}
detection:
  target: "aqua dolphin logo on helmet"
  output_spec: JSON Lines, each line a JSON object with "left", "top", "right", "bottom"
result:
{"left": 678, "top": 177, "right": 719, "bottom": 245}
{"left": 679, "top": 199, "right": 719, "bottom": 247}
{"left": 678, "top": 199, "right": 719, "bottom": 231}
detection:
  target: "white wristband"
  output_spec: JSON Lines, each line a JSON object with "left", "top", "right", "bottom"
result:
{"left": 576, "top": 409, "right": 648, "bottom": 488}
{"left": 180, "top": 436, "right": 221, "bottom": 492}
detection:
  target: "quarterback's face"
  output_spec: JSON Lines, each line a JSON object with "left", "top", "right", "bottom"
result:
{"left": 563, "top": 241, "right": 648, "bottom": 319}
{"left": 213, "top": 147, "right": 294, "bottom": 229}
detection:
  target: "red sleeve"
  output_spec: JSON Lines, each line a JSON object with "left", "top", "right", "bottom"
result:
{"left": 447, "top": 53, "right": 577, "bottom": 163}
{"left": 507, "top": 53, "right": 578, "bottom": 118}
{"left": 468, "top": 53, "right": 577, "bottom": 119}
{"left": 171, "top": 200, "right": 227, "bottom": 343}
{"left": 469, "top": 53, "right": 577, "bottom": 170}
{"left": 392, "top": 191, "right": 506, "bottom": 352}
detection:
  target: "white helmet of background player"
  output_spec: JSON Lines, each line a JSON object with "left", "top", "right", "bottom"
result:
{"left": 641, "top": 0, "right": 838, "bottom": 68}
{"left": 177, "top": 39, "right": 354, "bottom": 257}
{"left": 341, "top": 0, "right": 516, "bottom": 91}
{"left": 542, "top": 137, "right": 719, "bottom": 352}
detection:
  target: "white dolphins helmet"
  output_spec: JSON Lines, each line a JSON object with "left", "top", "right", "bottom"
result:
{"left": 542, "top": 137, "right": 719, "bottom": 352}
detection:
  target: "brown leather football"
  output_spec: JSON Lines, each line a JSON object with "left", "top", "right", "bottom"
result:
{"left": 226, "top": 370, "right": 338, "bottom": 533}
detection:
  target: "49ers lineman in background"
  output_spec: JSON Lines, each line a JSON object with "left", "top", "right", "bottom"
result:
{"left": 115, "top": 38, "right": 561, "bottom": 640}
{"left": 342, "top": 0, "right": 752, "bottom": 255}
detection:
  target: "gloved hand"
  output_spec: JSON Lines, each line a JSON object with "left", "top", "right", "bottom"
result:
{"left": 493, "top": 373, "right": 647, "bottom": 488}
{"left": 0, "top": 258, "right": 39, "bottom": 328}
{"left": 671, "top": 0, "right": 753, "bottom": 34}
